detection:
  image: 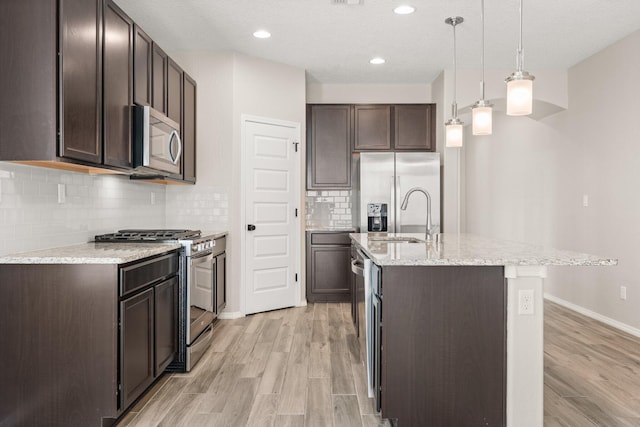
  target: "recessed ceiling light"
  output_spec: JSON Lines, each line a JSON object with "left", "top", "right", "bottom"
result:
{"left": 253, "top": 30, "right": 271, "bottom": 39}
{"left": 393, "top": 5, "right": 416, "bottom": 15}
{"left": 370, "top": 57, "right": 386, "bottom": 65}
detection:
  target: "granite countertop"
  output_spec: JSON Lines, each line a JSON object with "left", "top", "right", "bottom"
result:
{"left": 0, "top": 242, "right": 183, "bottom": 265}
{"left": 201, "top": 230, "right": 229, "bottom": 239}
{"left": 350, "top": 233, "right": 618, "bottom": 267}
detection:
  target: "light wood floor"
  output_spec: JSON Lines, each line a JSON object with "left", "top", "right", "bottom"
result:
{"left": 544, "top": 301, "right": 640, "bottom": 426}
{"left": 118, "top": 301, "right": 640, "bottom": 427}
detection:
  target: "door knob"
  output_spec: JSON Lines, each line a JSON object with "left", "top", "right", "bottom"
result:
{"left": 247, "top": 224, "right": 256, "bottom": 231}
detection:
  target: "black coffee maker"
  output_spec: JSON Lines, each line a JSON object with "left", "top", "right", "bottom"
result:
{"left": 367, "top": 203, "right": 388, "bottom": 232}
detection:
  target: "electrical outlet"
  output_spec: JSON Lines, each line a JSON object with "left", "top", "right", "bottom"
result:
{"left": 518, "top": 289, "right": 535, "bottom": 315}
{"left": 582, "top": 194, "right": 589, "bottom": 207}
{"left": 620, "top": 285, "right": 627, "bottom": 300}
{"left": 57, "top": 183, "right": 66, "bottom": 204}
{"left": 150, "top": 192, "right": 156, "bottom": 205}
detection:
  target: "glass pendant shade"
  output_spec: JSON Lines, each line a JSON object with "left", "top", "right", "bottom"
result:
{"left": 445, "top": 120, "right": 464, "bottom": 148}
{"left": 506, "top": 75, "right": 533, "bottom": 116}
{"left": 472, "top": 105, "right": 493, "bottom": 135}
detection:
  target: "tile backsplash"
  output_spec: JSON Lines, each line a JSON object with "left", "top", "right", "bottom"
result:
{"left": 305, "top": 190, "right": 355, "bottom": 228}
{"left": 0, "top": 162, "right": 228, "bottom": 256}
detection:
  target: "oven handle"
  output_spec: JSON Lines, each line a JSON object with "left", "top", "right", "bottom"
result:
{"left": 190, "top": 252, "right": 214, "bottom": 264}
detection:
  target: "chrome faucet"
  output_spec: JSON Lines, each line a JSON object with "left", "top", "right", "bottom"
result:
{"left": 400, "top": 187, "right": 434, "bottom": 241}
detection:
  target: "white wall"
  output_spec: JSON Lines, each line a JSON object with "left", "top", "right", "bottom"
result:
{"left": 171, "top": 52, "right": 306, "bottom": 314}
{"left": 306, "top": 83, "right": 431, "bottom": 104}
{"left": 464, "top": 30, "right": 640, "bottom": 330}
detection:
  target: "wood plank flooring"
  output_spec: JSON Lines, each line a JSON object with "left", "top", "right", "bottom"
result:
{"left": 544, "top": 301, "right": 640, "bottom": 426}
{"left": 118, "top": 301, "right": 640, "bottom": 427}
{"left": 118, "top": 303, "right": 388, "bottom": 427}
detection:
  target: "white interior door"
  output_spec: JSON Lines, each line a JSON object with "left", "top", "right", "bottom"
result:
{"left": 244, "top": 117, "right": 300, "bottom": 315}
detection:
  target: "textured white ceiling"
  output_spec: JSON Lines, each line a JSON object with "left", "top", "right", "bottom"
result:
{"left": 114, "top": 0, "right": 640, "bottom": 84}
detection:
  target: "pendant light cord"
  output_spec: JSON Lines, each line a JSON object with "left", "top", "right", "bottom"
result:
{"left": 452, "top": 20, "right": 458, "bottom": 118}
{"left": 480, "top": 0, "right": 485, "bottom": 100}
{"left": 517, "top": 0, "right": 524, "bottom": 71}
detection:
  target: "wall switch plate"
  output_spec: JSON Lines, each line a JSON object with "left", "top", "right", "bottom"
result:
{"left": 582, "top": 194, "right": 589, "bottom": 207}
{"left": 150, "top": 192, "right": 156, "bottom": 205}
{"left": 518, "top": 289, "right": 535, "bottom": 315}
{"left": 57, "top": 183, "right": 66, "bottom": 204}
{"left": 0, "top": 180, "right": 2, "bottom": 203}
{"left": 620, "top": 285, "right": 627, "bottom": 300}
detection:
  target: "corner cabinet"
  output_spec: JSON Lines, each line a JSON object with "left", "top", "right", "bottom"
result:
{"left": 306, "top": 231, "right": 353, "bottom": 302}
{"left": 307, "top": 105, "right": 353, "bottom": 189}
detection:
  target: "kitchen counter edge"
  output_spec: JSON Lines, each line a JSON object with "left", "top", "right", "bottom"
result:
{"left": 0, "top": 242, "right": 183, "bottom": 265}
{"left": 350, "top": 233, "right": 618, "bottom": 267}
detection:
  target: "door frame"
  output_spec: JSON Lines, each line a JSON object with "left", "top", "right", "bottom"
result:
{"left": 240, "top": 114, "right": 302, "bottom": 316}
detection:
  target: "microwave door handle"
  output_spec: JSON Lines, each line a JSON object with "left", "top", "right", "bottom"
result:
{"left": 169, "top": 130, "right": 182, "bottom": 165}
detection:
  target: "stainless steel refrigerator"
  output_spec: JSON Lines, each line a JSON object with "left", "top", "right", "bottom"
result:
{"left": 359, "top": 152, "right": 440, "bottom": 233}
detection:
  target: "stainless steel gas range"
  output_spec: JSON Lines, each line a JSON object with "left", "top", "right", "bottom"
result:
{"left": 95, "top": 229, "right": 226, "bottom": 371}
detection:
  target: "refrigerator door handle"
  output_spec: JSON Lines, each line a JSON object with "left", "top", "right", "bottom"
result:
{"left": 389, "top": 176, "right": 395, "bottom": 233}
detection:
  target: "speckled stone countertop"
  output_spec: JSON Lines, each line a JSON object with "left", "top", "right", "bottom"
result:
{"left": 306, "top": 227, "right": 358, "bottom": 232}
{"left": 350, "top": 233, "right": 618, "bottom": 267}
{"left": 0, "top": 242, "right": 182, "bottom": 264}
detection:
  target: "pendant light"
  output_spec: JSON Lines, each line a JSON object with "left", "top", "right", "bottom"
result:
{"left": 505, "top": 0, "right": 535, "bottom": 116}
{"left": 445, "top": 16, "right": 464, "bottom": 148}
{"left": 472, "top": 0, "right": 493, "bottom": 135}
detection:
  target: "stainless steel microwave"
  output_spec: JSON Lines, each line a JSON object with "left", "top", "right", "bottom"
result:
{"left": 133, "top": 105, "right": 182, "bottom": 176}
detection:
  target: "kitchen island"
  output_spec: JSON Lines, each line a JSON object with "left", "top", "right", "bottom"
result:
{"left": 350, "top": 232, "right": 616, "bottom": 427}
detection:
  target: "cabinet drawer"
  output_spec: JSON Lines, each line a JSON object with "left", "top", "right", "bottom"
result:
{"left": 310, "top": 232, "right": 352, "bottom": 246}
{"left": 120, "top": 252, "right": 179, "bottom": 297}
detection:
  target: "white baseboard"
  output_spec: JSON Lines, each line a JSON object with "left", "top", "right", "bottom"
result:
{"left": 297, "top": 299, "right": 308, "bottom": 307}
{"left": 544, "top": 293, "right": 640, "bottom": 338}
{"left": 218, "top": 311, "right": 244, "bottom": 320}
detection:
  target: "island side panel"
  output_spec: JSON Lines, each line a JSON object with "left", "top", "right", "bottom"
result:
{"left": 382, "top": 265, "right": 506, "bottom": 426}
{"left": 0, "top": 264, "right": 119, "bottom": 426}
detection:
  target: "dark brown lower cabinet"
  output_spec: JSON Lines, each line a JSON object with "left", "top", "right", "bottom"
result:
{"left": 0, "top": 250, "right": 179, "bottom": 426}
{"left": 155, "top": 276, "right": 179, "bottom": 374}
{"left": 379, "top": 265, "right": 506, "bottom": 426}
{"left": 306, "top": 231, "right": 353, "bottom": 302}
{"left": 121, "top": 287, "right": 155, "bottom": 410}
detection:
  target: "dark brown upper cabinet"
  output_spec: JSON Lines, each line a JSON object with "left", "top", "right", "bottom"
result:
{"left": 307, "top": 105, "right": 353, "bottom": 190}
{"left": 0, "top": 0, "right": 195, "bottom": 180}
{"left": 182, "top": 73, "right": 197, "bottom": 183}
{"left": 133, "top": 25, "right": 152, "bottom": 106}
{"left": 103, "top": 0, "right": 133, "bottom": 168}
{"left": 151, "top": 44, "right": 168, "bottom": 115}
{"left": 394, "top": 104, "right": 436, "bottom": 151}
{"left": 59, "top": 0, "right": 103, "bottom": 164}
{"left": 354, "top": 105, "right": 392, "bottom": 151}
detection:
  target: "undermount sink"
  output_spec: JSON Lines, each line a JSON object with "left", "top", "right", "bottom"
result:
{"left": 368, "top": 236, "right": 425, "bottom": 243}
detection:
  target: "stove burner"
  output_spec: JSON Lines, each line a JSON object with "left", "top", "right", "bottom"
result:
{"left": 95, "top": 229, "right": 201, "bottom": 242}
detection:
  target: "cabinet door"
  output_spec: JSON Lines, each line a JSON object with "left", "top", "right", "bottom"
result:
{"left": 120, "top": 287, "right": 154, "bottom": 410}
{"left": 307, "top": 105, "right": 352, "bottom": 189}
{"left": 151, "top": 43, "right": 167, "bottom": 114}
{"left": 394, "top": 104, "right": 436, "bottom": 151}
{"left": 133, "top": 26, "right": 152, "bottom": 106}
{"left": 154, "top": 276, "right": 178, "bottom": 375}
{"left": 103, "top": 0, "right": 133, "bottom": 168}
{"left": 306, "top": 244, "right": 351, "bottom": 302}
{"left": 167, "top": 58, "right": 183, "bottom": 125}
{"left": 182, "top": 73, "right": 197, "bottom": 183}
{"left": 354, "top": 105, "right": 391, "bottom": 151}
{"left": 215, "top": 252, "right": 226, "bottom": 314}
{"left": 59, "top": 0, "right": 102, "bottom": 164}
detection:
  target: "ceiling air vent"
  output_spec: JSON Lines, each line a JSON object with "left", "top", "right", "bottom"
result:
{"left": 332, "top": 0, "right": 363, "bottom": 5}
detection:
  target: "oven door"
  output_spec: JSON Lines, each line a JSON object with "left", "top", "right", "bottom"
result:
{"left": 187, "top": 252, "right": 215, "bottom": 346}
